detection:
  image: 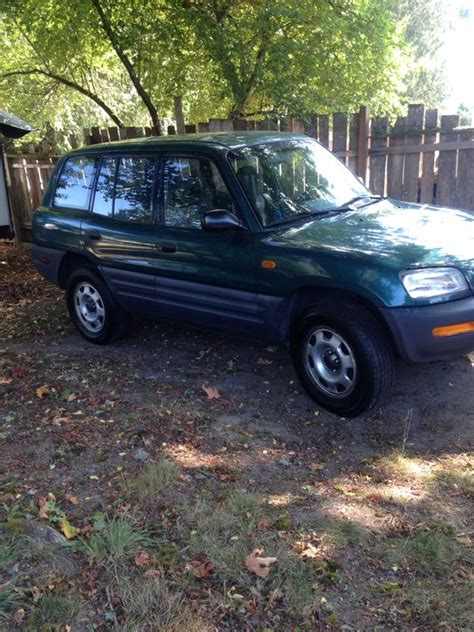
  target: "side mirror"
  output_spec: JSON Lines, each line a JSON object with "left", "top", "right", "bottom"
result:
{"left": 202, "top": 209, "right": 248, "bottom": 232}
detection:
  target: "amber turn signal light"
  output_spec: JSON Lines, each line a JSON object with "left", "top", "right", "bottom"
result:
{"left": 432, "top": 322, "right": 474, "bottom": 337}
{"left": 261, "top": 260, "right": 277, "bottom": 269}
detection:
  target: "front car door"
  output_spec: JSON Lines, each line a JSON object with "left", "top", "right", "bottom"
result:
{"left": 153, "top": 152, "right": 260, "bottom": 337}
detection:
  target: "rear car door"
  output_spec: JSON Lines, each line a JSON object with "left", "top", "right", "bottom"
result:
{"left": 153, "top": 153, "right": 260, "bottom": 336}
{"left": 81, "top": 153, "right": 160, "bottom": 313}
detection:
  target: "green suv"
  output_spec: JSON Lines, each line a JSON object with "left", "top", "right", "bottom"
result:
{"left": 32, "top": 132, "right": 474, "bottom": 417}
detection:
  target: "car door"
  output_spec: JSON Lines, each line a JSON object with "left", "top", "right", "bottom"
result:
{"left": 154, "top": 153, "right": 260, "bottom": 336}
{"left": 81, "top": 153, "right": 161, "bottom": 313}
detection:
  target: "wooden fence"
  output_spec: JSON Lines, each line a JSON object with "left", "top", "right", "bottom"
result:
{"left": 5, "top": 155, "right": 58, "bottom": 241}
{"left": 6, "top": 103, "right": 474, "bottom": 242}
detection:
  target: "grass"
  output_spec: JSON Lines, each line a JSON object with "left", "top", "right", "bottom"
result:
{"left": 78, "top": 515, "right": 151, "bottom": 566}
{"left": 27, "top": 593, "right": 87, "bottom": 630}
{"left": 431, "top": 468, "right": 474, "bottom": 497}
{"left": 125, "top": 456, "right": 179, "bottom": 507}
{"left": 118, "top": 576, "right": 212, "bottom": 632}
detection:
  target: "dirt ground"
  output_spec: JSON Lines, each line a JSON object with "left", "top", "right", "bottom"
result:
{"left": 1, "top": 242, "right": 473, "bottom": 631}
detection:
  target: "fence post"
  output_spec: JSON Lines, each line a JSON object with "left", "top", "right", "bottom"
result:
{"left": 357, "top": 106, "right": 369, "bottom": 183}
{"left": 174, "top": 96, "right": 185, "bottom": 135}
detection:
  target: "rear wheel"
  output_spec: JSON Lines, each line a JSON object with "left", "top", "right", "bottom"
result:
{"left": 66, "top": 267, "right": 130, "bottom": 344}
{"left": 292, "top": 299, "right": 394, "bottom": 417}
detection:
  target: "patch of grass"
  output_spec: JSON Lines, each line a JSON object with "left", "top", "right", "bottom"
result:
{"left": 325, "top": 520, "right": 369, "bottom": 546}
{"left": 118, "top": 576, "right": 211, "bottom": 632}
{"left": 377, "top": 527, "right": 464, "bottom": 574}
{"left": 27, "top": 593, "right": 86, "bottom": 630}
{"left": 126, "top": 457, "right": 179, "bottom": 506}
{"left": 178, "top": 491, "right": 320, "bottom": 622}
{"left": 431, "top": 469, "right": 474, "bottom": 498}
{"left": 0, "top": 581, "right": 20, "bottom": 620}
{"left": 78, "top": 516, "right": 151, "bottom": 566}
{"left": 376, "top": 452, "right": 430, "bottom": 478}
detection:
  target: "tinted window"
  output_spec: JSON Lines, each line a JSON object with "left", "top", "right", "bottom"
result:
{"left": 53, "top": 156, "right": 96, "bottom": 209}
{"left": 164, "top": 157, "right": 234, "bottom": 229}
{"left": 93, "top": 157, "right": 116, "bottom": 217}
{"left": 114, "top": 156, "right": 154, "bottom": 223}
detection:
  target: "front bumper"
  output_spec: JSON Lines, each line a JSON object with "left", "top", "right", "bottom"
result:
{"left": 380, "top": 296, "right": 474, "bottom": 362}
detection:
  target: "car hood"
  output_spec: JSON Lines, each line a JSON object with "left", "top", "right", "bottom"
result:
{"left": 267, "top": 199, "right": 474, "bottom": 287}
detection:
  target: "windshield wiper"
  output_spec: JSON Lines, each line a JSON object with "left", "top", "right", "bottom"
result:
{"left": 267, "top": 210, "right": 331, "bottom": 228}
{"left": 332, "top": 194, "right": 383, "bottom": 212}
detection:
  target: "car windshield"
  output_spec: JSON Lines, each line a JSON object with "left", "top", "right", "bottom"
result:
{"left": 229, "top": 139, "right": 368, "bottom": 227}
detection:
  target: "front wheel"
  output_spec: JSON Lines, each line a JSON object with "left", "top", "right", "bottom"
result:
{"left": 292, "top": 299, "right": 394, "bottom": 417}
{"left": 66, "top": 267, "right": 130, "bottom": 344}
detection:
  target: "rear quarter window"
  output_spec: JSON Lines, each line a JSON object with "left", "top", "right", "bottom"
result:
{"left": 53, "top": 156, "right": 97, "bottom": 209}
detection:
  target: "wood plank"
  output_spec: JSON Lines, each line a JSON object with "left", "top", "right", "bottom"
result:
{"left": 420, "top": 109, "right": 438, "bottom": 204}
{"left": 369, "top": 117, "right": 388, "bottom": 196}
{"left": 348, "top": 113, "right": 359, "bottom": 173}
{"left": 437, "top": 114, "right": 459, "bottom": 207}
{"left": 184, "top": 124, "right": 196, "bottom": 133}
{"left": 332, "top": 113, "right": 348, "bottom": 165}
{"left": 90, "top": 127, "right": 102, "bottom": 144}
{"left": 402, "top": 104, "right": 424, "bottom": 202}
{"left": 292, "top": 119, "right": 305, "bottom": 134}
{"left": 357, "top": 106, "right": 369, "bottom": 182}
{"left": 318, "top": 115, "right": 329, "bottom": 148}
{"left": 108, "top": 127, "right": 120, "bottom": 141}
{"left": 99, "top": 128, "right": 110, "bottom": 143}
{"left": 304, "top": 114, "right": 318, "bottom": 139}
{"left": 387, "top": 116, "right": 406, "bottom": 199}
{"left": 197, "top": 121, "right": 210, "bottom": 133}
{"left": 455, "top": 127, "right": 474, "bottom": 210}
{"left": 209, "top": 119, "right": 223, "bottom": 132}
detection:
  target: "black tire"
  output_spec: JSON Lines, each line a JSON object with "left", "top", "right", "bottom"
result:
{"left": 291, "top": 298, "right": 394, "bottom": 417}
{"left": 66, "top": 266, "right": 130, "bottom": 344}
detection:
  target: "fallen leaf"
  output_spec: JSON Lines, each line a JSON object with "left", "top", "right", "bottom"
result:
{"left": 298, "top": 542, "right": 319, "bottom": 559}
{"left": 245, "top": 548, "right": 277, "bottom": 578}
{"left": 144, "top": 569, "right": 161, "bottom": 578}
{"left": 257, "top": 357, "right": 272, "bottom": 365}
{"left": 12, "top": 608, "right": 25, "bottom": 625}
{"left": 308, "top": 462, "right": 324, "bottom": 472}
{"left": 134, "top": 551, "right": 151, "bottom": 567}
{"left": 60, "top": 515, "right": 79, "bottom": 540}
{"left": 52, "top": 416, "right": 69, "bottom": 427}
{"left": 202, "top": 384, "right": 220, "bottom": 399}
{"left": 187, "top": 559, "right": 214, "bottom": 578}
{"left": 65, "top": 493, "right": 79, "bottom": 505}
{"left": 36, "top": 385, "right": 50, "bottom": 398}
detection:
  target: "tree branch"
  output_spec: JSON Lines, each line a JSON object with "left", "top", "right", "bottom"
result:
{"left": 1, "top": 69, "right": 124, "bottom": 127}
{"left": 90, "top": 0, "right": 162, "bottom": 134}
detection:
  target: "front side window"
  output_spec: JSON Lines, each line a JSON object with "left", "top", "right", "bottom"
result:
{"left": 230, "top": 139, "right": 367, "bottom": 227}
{"left": 163, "top": 156, "right": 235, "bottom": 229}
{"left": 91, "top": 155, "right": 155, "bottom": 223}
{"left": 53, "top": 156, "right": 97, "bottom": 209}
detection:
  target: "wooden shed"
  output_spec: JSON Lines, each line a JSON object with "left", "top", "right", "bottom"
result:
{"left": 0, "top": 110, "right": 35, "bottom": 238}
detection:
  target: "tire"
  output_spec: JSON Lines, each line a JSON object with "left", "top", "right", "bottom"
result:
{"left": 291, "top": 298, "right": 394, "bottom": 417}
{"left": 66, "top": 266, "right": 130, "bottom": 344}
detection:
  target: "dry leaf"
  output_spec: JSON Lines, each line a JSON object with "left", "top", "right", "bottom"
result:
{"left": 144, "top": 569, "right": 161, "bottom": 578}
{"left": 60, "top": 515, "right": 79, "bottom": 540}
{"left": 308, "top": 462, "right": 324, "bottom": 472}
{"left": 52, "top": 416, "right": 69, "bottom": 427}
{"left": 65, "top": 493, "right": 79, "bottom": 505}
{"left": 202, "top": 384, "right": 220, "bottom": 399}
{"left": 299, "top": 542, "right": 319, "bottom": 559}
{"left": 36, "top": 385, "right": 50, "bottom": 398}
{"left": 134, "top": 551, "right": 151, "bottom": 567}
{"left": 187, "top": 559, "right": 214, "bottom": 578}
{"left": 12, "top": 608, "right": 25, "bottom": 625}
{"left": 245, "top": 548, "right": 277, "bottom": 578}
{"left": 257, "top": 357, "right": 273, "bottom": 365}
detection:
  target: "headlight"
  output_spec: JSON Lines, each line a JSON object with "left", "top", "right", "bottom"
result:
{"left": 401, "top": 267, "right": 469, "bottom": 299}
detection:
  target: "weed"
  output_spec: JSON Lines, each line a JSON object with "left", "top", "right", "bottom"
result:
{"left": 431, "top": 469, "right": 474, "bottom": 497}
{"left": 79, "top": 516, "right": 151, "bottom": 566}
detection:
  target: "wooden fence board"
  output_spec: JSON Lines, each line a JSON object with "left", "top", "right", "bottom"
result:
{"left": 402, "top": 104, "right": 424, "bottom": 202}
{"left": 455, "top": 127, "right": 474, "bottom": 209}
{"left": 348, "top": 113, "right": 359, "bottom": 173}
{"left": 332, "top": 113, "right": 347, "bottom": 165}
{"left": 304, "top": 114, "right": 318, "bottom": 139}
{"left": 437, "top": 115, "right": 459, "bottom": 207}
{"left": 387, "top": 117, "right": 406, "bottom": 199}
{"left": 420, "top": 109, "right": 438, "bottom": 204}
{"left": 318, "top": 115, "right": 329, "bottom": 148}
{"left": 369, "top": 117, "right": 388, "bottom": 196}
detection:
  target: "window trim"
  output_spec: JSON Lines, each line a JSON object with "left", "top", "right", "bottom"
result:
{"left": 90, "top": 152, "right": 159, "bottom": 225}
{"left": 52, "top": 153, "right": 98, "bottom": 211}
{"left": 158, "top": 151, "right": 247, "bottom": 231}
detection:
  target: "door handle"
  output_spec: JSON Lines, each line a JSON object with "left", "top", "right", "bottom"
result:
{"left": 87, "top": 232, "right": 102, "bottom": 240}
{"left": 160, "top": 243, "right": 177, "bottom": 253}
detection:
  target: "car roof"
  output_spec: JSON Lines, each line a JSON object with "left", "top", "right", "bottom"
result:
{"left": 69, "top": 131, "right": 309, "bottom": 155}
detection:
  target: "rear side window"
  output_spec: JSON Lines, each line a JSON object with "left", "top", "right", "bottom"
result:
{"left": 92, "top": 155, "right": 155, "bottom": 223}
{"left": 53, "top": 156, "right": 97, "bottom": 209}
